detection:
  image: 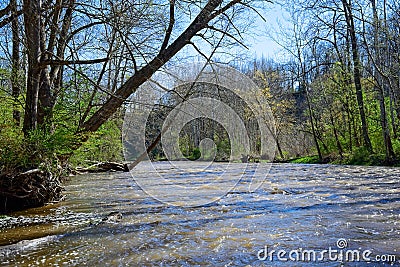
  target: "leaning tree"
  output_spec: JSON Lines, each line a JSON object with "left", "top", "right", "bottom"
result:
{"left": 0, "top": 0, "right": 271, "bottom": 211}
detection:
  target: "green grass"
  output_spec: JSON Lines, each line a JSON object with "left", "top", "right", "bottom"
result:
{"left": 288, "top": 155, "right": 321, "bottom": 164}
{"left": 287, "top": 149, "right": 400, "bottom": 167}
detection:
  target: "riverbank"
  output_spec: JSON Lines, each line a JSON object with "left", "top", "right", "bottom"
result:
{"left": 286, "top": 151, "right": 400, "bottom": 167}
{"left": 1, "top": 153, "right": 398, "bottom": 214}
{"left": 0, "top": 162, "right": 129, "bottom": 214}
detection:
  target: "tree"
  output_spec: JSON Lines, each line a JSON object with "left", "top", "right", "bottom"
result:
{"left": 267, "top": 0, "right": 400, "bottom": 162}
{"left": 340, "top": 0, "right": 373, "bottom": 152}
{"left": 0, "top": 0, "right": 272, "bottom": 211}
{"left": 253, "top": 67, "right": 296, "bottom": 160}
{"left": 361, "top": 0, "right": 395, "bottom": 162}
{"left": 0, "top": 0, "right": 270, "bottom": 150}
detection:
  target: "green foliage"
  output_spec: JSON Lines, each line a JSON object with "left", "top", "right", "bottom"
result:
{"left": 345, "top": 146, "right": 371, "bottom": 165}
{"left": 179, "top": 135, "right": 191, "bottom": 159}
{"left": 0, "top": 125, "right": 76, "bottom": 172}
{"left": 297, "top": 61, "right": 400, "bottom": 165}
{"left": 0, "top": 119, "right": 123, "bottom": 172}
{"left": 215, "top": 139, "right": 230, "bottom": 161}
{"left": 0, "top": 125, "right": 28, "bottom": 171}
{"left": 392, "top": 139, "right": 400, "bottom": 156}
{"left": 289, "top": 155, "right": 320, "bottom": 164}
{"left": 69, "top": 119, "right": 123, "bottom": 166}
{"left": 343, "top": 146, "right": 387, "bottom": 166}
{"left": 0, "top": 118, "right": 123, "bottom": 172}
{"left": 0, "top": 69, "right": 124, "bottom": 172}
{"left": 186, "top": 148, "right": 201, "bottom": 161}
{"left": 177, "top": 134, "right": 230, "bottom": 161}
{"left": 52, "top": 72, "right": 124, "bottom": 167}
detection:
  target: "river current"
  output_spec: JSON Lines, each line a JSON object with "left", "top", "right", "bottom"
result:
{"left": 1, "top": 163, "right": 399, "bottom": 266}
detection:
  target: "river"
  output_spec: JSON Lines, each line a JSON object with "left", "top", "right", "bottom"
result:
{"left": 1, "top": 163, "right": 399, "bottom": 266}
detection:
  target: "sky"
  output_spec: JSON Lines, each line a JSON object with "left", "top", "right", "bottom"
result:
{"left": 171, "top": 4, "right": 292, "bottom": 66}
{"left": 246, "top": 5, "right": 290, "bottom": 59}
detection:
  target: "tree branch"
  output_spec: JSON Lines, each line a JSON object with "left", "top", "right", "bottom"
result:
{"left": 0, "top": 10, "right": 22, "bottom": 28}
{"left": 40, "top": 57, "right": 109, "bottom": 66}
{"left": 0, "top": 3, "right": 11, "bottom": 18}
{"left": 66, "top": 21, "right": 104, "bottom": 43}
{"left": 79, "top": 0, "right": 226, "bottom": 135}
{"left": 160, "top": 0, "right": 175, "bottom": 52}
{"left": 206, "top": 24, "right": 248, "bottom": 49}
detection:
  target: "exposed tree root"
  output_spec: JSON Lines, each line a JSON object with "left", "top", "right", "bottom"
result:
{"left": 0, "top": 169, "right": 64, "bottom": 213}
{"left": 0, "top": 162, "right": 128, "bottom": 213}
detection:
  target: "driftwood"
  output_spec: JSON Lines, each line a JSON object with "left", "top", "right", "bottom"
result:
{"left": 75, "top": 162, "right": 129, "bottom": 173}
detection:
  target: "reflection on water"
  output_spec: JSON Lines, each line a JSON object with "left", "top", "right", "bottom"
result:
{"left": 1, "top": 163, "right": 400, "bottom": 266}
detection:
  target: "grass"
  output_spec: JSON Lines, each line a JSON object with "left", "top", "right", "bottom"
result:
{"left": 286, "top": 150, "right": 400, "bottom": 167}
{"left": 287, "top": 155, "right": 321, "bottom": 164}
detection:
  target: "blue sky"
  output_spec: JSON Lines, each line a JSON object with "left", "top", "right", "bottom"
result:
{"left": 246, "top": 5, "right": 289, "bottom": 59}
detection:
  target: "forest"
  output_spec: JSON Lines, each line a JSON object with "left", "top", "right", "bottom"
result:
{"left": 0, "top": 0, "right": 400, "bottom": 212}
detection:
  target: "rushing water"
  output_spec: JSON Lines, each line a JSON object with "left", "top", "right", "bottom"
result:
{"left": 1, "top": 163, "right": 400, "bottom": 266}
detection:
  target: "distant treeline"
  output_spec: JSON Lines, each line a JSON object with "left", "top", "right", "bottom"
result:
{"left": 236, "top": 0, "right": 400, "bottom": 164}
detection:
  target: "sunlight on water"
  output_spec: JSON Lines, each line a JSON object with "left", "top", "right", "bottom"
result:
{"left": 1, "top": 163, "right": 400, "bottom": 266}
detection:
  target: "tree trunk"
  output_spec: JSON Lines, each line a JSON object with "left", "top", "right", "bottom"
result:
{"left": 11, "top": 0, "right": 20, "bottom": 126}
{"left": 341, "top": 0, "right": 373, "bottom": 153}
{"left": 276, "top": 138, "right": 284, "bottom": 160}
{"left": 389, "top": 90, "right": 397, "bottom": 138}
{"left": 345, "top": 95, "right": 353, "bottom": 152}
{"left": 79, "top": 0, "right": 224, "bottom": 137}
{"left": 22, "top": 0, "right": 42, "bottom": 135}
{"left": 305, "top": 85, "right": 323, "bottom": 161}
{"left": 370, "top": 0, "right": 395, "bottom": 162}
{"left": 377, "top": 85, "right": 395, "bottom": 162}
{"left": 329, "top": 109, "right": 343, "bottom": 157}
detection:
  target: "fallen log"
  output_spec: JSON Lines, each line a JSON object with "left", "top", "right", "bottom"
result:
{"left": 75, "top": 162, "right": 129, "bottom": 173}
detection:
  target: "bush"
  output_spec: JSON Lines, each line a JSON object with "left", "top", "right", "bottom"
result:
{"left": 0, "top": 124, "right": 79, "bottom": 173}
{"left": 0, "top": 125, "right": 29, "bottom": 171}
{"left": 69, "top": 119, "right": 123, "bottom": 166}
{"left": 289, "top": 155, "right": 320, "bottom": 164}
{"left": 345, "top": 146, "right": 386, "bottom": 166}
